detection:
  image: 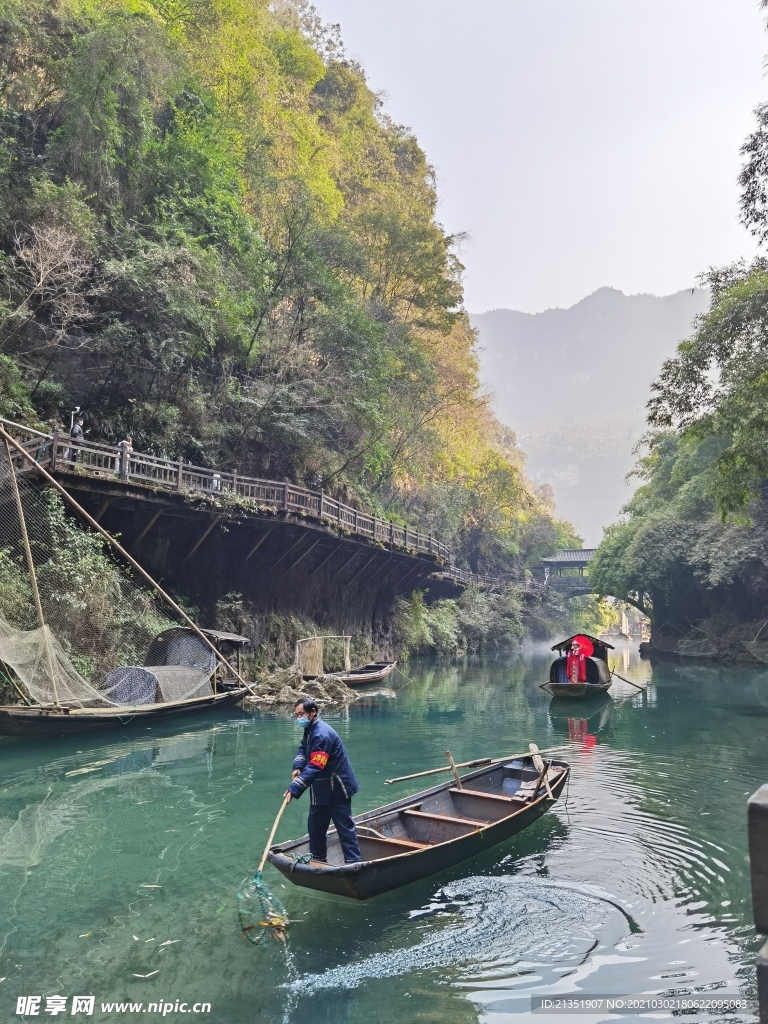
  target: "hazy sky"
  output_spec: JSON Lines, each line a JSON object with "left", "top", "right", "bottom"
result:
{"left": 313, "top": 0, "right": 766, "bottom": 313}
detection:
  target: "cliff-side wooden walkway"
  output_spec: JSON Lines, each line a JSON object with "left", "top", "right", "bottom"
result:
{"left": 4, "top": 420, "right": 543, "bottom": 596}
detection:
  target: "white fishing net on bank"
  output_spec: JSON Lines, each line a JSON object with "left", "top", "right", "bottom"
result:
{"left": 0, "top": 445, "right": 215, "bottom": 707}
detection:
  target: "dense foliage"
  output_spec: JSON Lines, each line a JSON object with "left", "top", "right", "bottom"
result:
{"left": 0, "top": 0, "right": 574, "bottom": 576}
{"left": 591, "top": 255, "right": 768, "bottom": 630}
{"left": 589, "top": 426, "right": 768, "bottom": 632}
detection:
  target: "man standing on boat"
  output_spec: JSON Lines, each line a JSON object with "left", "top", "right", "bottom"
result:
{"left": 284, "top": 698, "right": 362, "bottom": 864}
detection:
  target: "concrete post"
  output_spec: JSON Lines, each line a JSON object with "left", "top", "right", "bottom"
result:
{"left": 748, "top": 785, "right": 768, "bottom": 1023}
{"left": 760, "top": 944, "right": 768, "bottom": 1024}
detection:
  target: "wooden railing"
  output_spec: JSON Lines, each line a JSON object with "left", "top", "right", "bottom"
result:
{"left": 0, "top": 419, "right": 546, "bottom": 595}
{"left": 435, "top": 566, "right": 546, "bottom": 595}
{"left": 546, "top": 575, "right": 593, "bottom": 590}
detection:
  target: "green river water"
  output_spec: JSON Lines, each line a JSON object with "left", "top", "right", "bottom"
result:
{"left": 0, "top": 644, "right": 766, "bottom": 1023}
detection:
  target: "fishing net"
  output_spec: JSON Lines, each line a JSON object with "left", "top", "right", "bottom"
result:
{"left": 675, "top": 630, "right": 717, "bottom": 658}
{"left": 294, "top": 636, "right": 351, "bottom": 677}
{"left": 651, "top": 634, "right": 680, "bottom": 653}
{"left": 294, "top": 637, "right": 323, "bottom": 677}
{"left": 742, "top": 641, "right": 768, "bottom": 663}
{"left": 0, "top": 439, "right": 216, "bottom": 707}
{"left": 742, "top": 619, "right": 768, "bottom": 663}
{"left": 237, "top": 794, "right": 293, "bottom": 946}
{"left": 236, "top": 875, "right": 290, "bottom": 945}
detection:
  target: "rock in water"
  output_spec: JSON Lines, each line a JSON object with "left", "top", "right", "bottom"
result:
{"left": 244, "top": 670, "right": 362, "bottom": 708}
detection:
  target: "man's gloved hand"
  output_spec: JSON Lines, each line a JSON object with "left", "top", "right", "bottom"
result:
{"left": 283, "top": 790, "right": 293, "bottom": 801}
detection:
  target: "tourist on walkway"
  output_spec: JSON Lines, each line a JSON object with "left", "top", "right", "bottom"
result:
{"left": 118, "top": 435, "right": 133, "bottom": 480}
{"left": 285, "top": 698, "right": 362, "bottom": 864}
{"left": 69, "top": 415, "right": 85, "bottom": 465}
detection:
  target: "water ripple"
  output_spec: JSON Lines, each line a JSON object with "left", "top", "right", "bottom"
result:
{"left": 288, "top": 876, "right": 632, "bottom": 994}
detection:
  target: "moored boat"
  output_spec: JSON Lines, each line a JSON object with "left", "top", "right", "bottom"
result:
{"left": 0, "top": 422, "right": 255, "bottom": 739}
{"left": 338, "top": 661, "right": 397, "bottom": 687}
{"left": 545, "top": 634, "right": 613, "bottom": 698}
{"left": 267, "top": 752, "right": 569, "bottom": 899}
{"left": 0, "top": 686, "right": 249, "bottom": 736}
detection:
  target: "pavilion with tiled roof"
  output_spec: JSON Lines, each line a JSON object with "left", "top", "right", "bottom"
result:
{"left": 540, "top": 549, "right": 596, "bottom": 577}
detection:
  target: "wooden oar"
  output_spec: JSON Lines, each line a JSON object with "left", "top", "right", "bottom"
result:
{"left": 531, "top": 758, "right": 551, "bottom": 801}
{"left": 529, "top": 742, "right": 554, "bottom": 800}
{"left": 384, "top": 744, "right": 571, "bottom": 785}
{"left": 446, "top": 750, "right": 462, "bottom": 789}
{"left": 611, "top": 669, "right": 645, "bottom": 690}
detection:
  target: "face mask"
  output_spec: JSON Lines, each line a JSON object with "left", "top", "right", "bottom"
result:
{"left": 296, "top": 716, "right": 310, "bottom": 728}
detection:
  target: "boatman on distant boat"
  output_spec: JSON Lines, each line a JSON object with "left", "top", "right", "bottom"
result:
{"left": 566, "top": 635, "right": 593, "bottom": 684}
{"left": 284, "top": 697, "right": 362, "bottom": 864}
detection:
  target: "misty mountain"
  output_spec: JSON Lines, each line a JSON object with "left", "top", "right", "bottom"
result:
{"left": 471, "top": 287, "right": 710, "bottom": 545}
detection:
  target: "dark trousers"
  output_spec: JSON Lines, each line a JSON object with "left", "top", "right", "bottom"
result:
{"left": 308, "top": 799, "right": 361, "bottom": 863}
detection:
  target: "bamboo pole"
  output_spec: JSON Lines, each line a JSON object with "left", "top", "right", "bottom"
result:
{"left": 0, "top": 426, "right": 257, "bottom": 696}
{"left": 2, "top": 437, "right": 60, "bottom": 705}
{"left": 0, "top": 659, "right": 32, "bottom": 705}
{"left": 256, "top": 794, "right": 291, "bottom": 878}
{"left": 384, "top": 744, "right": 571, "bottom": 785}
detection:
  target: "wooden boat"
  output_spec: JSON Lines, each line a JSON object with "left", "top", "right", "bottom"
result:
{"left": 337, "top": 661, "right": 397, "bottom": 687}
{"left": 0, "top": 422, "right": 257, "bottom": 740}
{"left": 0, "top": 686, "right": 249, "bottom": 736}
{"left": 268, "top": 752, "right": 569, "bottom": 899}
{"left": 0, "top": 627, "right": 252, "bottom": 737}
{"left": 546, "top": 634, "right": 613, "bottom": 698}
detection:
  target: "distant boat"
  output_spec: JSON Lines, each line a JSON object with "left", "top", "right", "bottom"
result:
{"left": 268, "top": 751, "right": 569, "bottom": 899}
{"left": 544, "top": 634, "right": 613, "bottom": 698}
{"left": 338, "top": 661, "right": 397, "bottom": 687}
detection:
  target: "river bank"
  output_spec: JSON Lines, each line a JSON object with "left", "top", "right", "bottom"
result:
{"left": 643, "top": 615, "right": 768, "bottom": 663}
{"left": 219, "top": 587, "right": 603, "bottom": 678}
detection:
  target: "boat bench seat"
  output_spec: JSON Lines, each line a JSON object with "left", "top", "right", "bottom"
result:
{"left": 455, "top": 786, "right": 527, "bottom": 802}
{"left": 403, "top": 808, "right": 488, "bottom": 828}
{"left": 400, "top": 807, "right": 489, "bottom": 842}
{"left": 357, "top": 835, "right": 427, "bottom": 857}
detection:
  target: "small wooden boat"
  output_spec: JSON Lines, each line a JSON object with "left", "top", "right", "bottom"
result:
{"left": 0, "top": 687, "right": 249, "bottom": 737}
{"left": 337, "top": 661, "right": 397, "bottom": 687}
{"left": 546, "top": 634, "right": 613, "bottom": 698}
{"left": 268, "top": 752, "right": 569, "bottom": 899}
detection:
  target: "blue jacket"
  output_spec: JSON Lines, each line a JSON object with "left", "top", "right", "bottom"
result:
{"left": 289, "top": 718, "right": 359, "bottom": 806}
